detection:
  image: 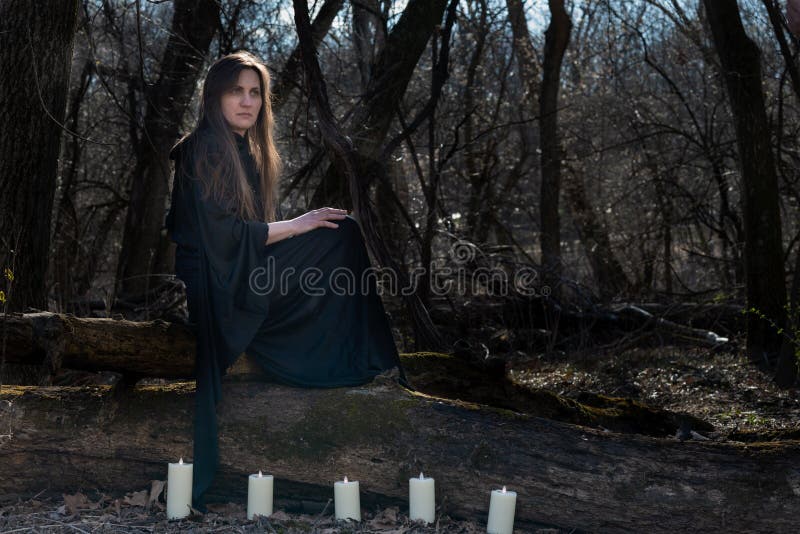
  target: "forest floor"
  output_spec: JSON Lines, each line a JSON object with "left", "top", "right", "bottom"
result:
{"left": 2, "top": 345, "right": 797, "bottom": 532}
{"left": 510, "top": 345, "right": 800, "bottom": 440}
{"left": 0, "top": 498, "right": 515, "bottom": 534}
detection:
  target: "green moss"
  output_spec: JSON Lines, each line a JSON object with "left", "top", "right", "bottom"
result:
{"left": 242, "top": 390, "right": 417, "bottom": 462}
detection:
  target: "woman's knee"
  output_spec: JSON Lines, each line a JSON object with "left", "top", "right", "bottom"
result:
{"left": 339, "top": 214, "right": 362, "bottom": 237}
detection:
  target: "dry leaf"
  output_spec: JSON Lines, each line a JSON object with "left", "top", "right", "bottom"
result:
{"left": 62, "top": 492, "right": 91, "bottom": 515}
{"left": 123, "top": 490, "right": 148, "bottom": 507}
{"left": 148, "top": 480, "right": 165, "bottom": 507}
{"left": 368, "top": 506, "right": 399, "bottom": 528}
{"left": 269, "top": 510, "right": 291, "bottom": 521}
{"left": 206, "top": 502, "right": 244, "bottom": 515}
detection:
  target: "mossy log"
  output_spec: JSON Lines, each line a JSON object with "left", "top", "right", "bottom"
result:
{"left": 3, "top": 312, "right": 707, "bottom": 437}
{"left": 1, "top": 379, "right": 799, "bottom": 532}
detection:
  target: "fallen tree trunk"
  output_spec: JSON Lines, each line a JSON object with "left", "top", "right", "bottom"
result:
{"left": 2, "top": 308, "right": 730, "bottom": 375}
{"left": 429, "top": 295, "right": 734, "bottom": 352}
{"left": 2, "top": 312, "right": 709, "bottom": 437}
{"left": 2, "top": 311, "right": 195, "bottom": 378}
{"left": 0, "top": 380, "right": 798, "bottom": 532}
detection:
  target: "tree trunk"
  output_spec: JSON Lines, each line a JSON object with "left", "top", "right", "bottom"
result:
{"left": 1, "top": 380, "right": 799, "bottom": 532}
{"left": 49, "top": 58, "right": 96, "bottom": 307}
{"left": 703, "top": 0, "right": 787, "bottom": 364}
{"left": 563, "top": 169, "right": 630, "bottom": 300}
{"left": 465, "top": 0, "right": 492, "bottom": 244}
{"left": 351, "top": 0, "right": 383, "bottom": 92}
{"left": 271, "top": 0, "right": 344, "bottom": 113}
{"left": 115, "top": 0, "right": 220, "bottom": 297}
{"left": 774, "top": 248, "right": 800, "bottom": 387}
{"left": 538, "top": 0, "right": 571, "bottom": 296}
{"left": 0, "top": 0, "right": 80, "bottom": 312}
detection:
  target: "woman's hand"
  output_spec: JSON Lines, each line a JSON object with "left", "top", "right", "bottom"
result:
{"left": 290, "top": 207, "right": 348, "bottom": 237}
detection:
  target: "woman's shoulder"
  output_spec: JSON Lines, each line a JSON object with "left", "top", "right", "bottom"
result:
{"left": 171, "top": 134, "right": 227, "bottom": 182}
{"left": 170, "top": 128, "right": 225, "bottom": 161}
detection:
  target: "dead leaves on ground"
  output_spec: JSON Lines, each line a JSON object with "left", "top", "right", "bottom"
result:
{"left": 38, "top": 489, "right": 493, "bottom": 532}
{"left": 59, "top": 478, "right": 167, "bottom": 519}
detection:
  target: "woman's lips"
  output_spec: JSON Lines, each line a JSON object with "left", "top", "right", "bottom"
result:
{"left": 237, "top": 113, "right": 252, "bottom": 117}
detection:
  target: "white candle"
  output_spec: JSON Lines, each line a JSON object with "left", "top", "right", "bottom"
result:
{"left": 247, "top": 470, "right": 274, "bottom": 520}
{"left": 409, "top": 472, "right": 435, "bottom": 524}
{"left": 166, "top": 457, "right": 193, "bottom": 520}
{"left": 333, "top": 476, "right": 361, "bottom": 521}
{"left": 487, "top": 486, "right": 516, "bottom": 534}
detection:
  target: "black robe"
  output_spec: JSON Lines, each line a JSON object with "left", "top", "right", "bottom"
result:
{"left": 164, "top": 129, "right": 410, "bottom": 510}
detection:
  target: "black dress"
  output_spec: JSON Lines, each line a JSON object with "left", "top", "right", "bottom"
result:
{"left": 164, "top": 129, "right": 410, "bottom": 510}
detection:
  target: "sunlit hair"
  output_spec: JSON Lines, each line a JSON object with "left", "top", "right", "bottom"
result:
{"left": 171, "top": 51, "right": 282, "bottom": 222}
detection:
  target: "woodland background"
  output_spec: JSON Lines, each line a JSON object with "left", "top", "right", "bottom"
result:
{"left": 1, "top": 0, "right": 799, "bottom": 387}
{"left": 4, "top": 1, "right": 800, "bottom": 530}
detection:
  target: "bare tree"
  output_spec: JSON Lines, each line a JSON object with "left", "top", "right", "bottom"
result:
{"left": 703, "top": 0, "right": 787, "bottom": 367}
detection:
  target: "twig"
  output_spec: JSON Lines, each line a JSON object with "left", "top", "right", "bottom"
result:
{"left": 311, "top": 497, "right": 332, "bottom": 529}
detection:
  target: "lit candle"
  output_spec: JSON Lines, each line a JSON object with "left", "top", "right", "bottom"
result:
{"left": 333, "top": 476, "right": 361, "bottom": 521}
{"left": 247, "top": 470, "right": 274, "bottom": 520}
{"left": 487, "top": 486, "right": 516, "bottom": 534}
{"left": 409, "top": 472, "right": 435, "bottom": 524}
{"left": 166, "top": 457, "right": 193, "bottom": 520}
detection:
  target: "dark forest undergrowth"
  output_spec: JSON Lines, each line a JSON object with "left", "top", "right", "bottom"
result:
{"left": 510, "top": 345, "right": 800, "bottom": 441}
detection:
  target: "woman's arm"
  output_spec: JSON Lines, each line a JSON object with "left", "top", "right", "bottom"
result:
{"left": 265, "top": 220, "right": 297, "bottom": 245}
{"left": 270, "top": 208, "right": 347, "bottom": 245}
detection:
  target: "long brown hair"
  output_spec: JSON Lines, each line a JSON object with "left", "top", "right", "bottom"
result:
{"left": 173, "top": 51, "right": 282, "bottom": 222}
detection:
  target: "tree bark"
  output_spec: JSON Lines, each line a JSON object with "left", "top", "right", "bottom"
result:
{"left": 0, "top": 380, "right": 798, "bottom": 532}
{"left": 115, "top": 0, "right": 220, "bottom": 297}
{"left": 0, "top": 0, "right": 80, "bottom": 312}
{"left": 703, "top": 0, "right": 787, "bottom": 364}
{"left": 538, "top": 0, "right": 571, "bottom": 295}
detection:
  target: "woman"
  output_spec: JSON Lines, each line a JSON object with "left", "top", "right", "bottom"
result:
{"left": 165, "top": 51, "right": 410, "bottom": 511}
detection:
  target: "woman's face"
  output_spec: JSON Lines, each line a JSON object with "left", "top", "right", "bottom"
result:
{"left": 221, "top": 68, "right": 262, "bottom": 135}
